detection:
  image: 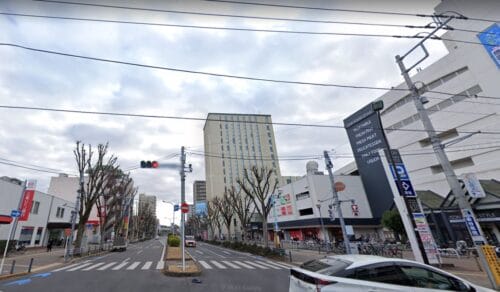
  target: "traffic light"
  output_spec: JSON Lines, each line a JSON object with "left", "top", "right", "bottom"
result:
{"left": 140, "top": 160, "right": 159, "bottom": 168}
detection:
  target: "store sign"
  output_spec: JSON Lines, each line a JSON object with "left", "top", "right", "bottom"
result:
{"left": 462, "top": 208, "right": 485, "bottom": 244}
{"left": 463, "top": 173, "right": 486, "bottom": 198}
{"left": 477, "top": 23, "right": 500, "bottom": 69}
{"left": 19, "top": 179, "right": 37, "bottom": 221}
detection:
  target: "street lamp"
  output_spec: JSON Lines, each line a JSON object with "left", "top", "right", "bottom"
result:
{"left": 162, "top": 200, "right": 177, "bottom": 235}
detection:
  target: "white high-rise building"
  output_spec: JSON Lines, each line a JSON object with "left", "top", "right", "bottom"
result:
{"left": 204, "top": 113, "right": 282, "bottom": 201}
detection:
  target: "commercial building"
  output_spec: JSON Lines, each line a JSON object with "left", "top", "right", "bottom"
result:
{"left": 267, "top": 162, "right": 385, "bottom": 243}
{"left": 193, "top": 180, "right": 206, "bottom": 203}
{"left": 336, "top": 1, "right": 500, "bottom": 245}
{"left": 138, "top": 194, "right": 156, "bottom": 216}
{"left": 0, "top": 177, "right": 74, "bottom": 247}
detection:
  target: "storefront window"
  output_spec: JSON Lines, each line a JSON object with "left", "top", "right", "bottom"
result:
{"left": 19, "top": 226, "right": 34, "bottom": 245}
{"left": 34, "top": 227, "right": 43, "bottom": 245}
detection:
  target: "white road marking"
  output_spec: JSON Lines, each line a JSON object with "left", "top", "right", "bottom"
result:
{"left": 198, "top": 261, "right": 212, "bottom": 269}
{"left": 233, "top": 261, "right": 255, "bottom": 269}
{"left": 156, "top": 261, "right": 164, "bottom": 270}
{"left": 265, "top": 261, "right": 292, "bottom": 269}
{"left": 97, "top": 262, "right": 117, "bottom": 270}
{"left": 222, "top": 251, "right": 231, "bottom": 255}
{"left": 244, "top": 261, "right": 269, "bottom": 269}
{"left": 256, "top": 261, "right": 281, "bottom": 269}
{"left": 160, "top": 239, "right": 166, "bottom": 261}
{"left": 67, "top": 263, "right": 93, "bottom": 271}
{"left": 201, "top": 247, "right": 226, "bottom": 258}
{"left": 195, "top": 250, "right": 203, "bottom": 254}
{"left": 53, "top": 263, "right": 81, "bottom": 272}
{"left": 112, "top": 262, "right": 129, "bottom": 270}
{"left": 126, "top": 261, "right": 141, "bottom": 270}
{"left": 141, "top": 261, "right": 153, "bottom": 270}
{"left": 210, "top": 260, "right": 227, "bottom": 269}
{"left": 123, "top": 257, "right": 131, "bottom": 262}
{"left": 221, "top": 261, "right": 241, "bottom": 269}
{"left": 82, "top": 262, "right": 105, "bottom": 271}
{"left": 137, "top": 250, "right": 143, "bottom": 255}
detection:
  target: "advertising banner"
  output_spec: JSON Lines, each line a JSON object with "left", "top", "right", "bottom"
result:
{"left": 19, "top": 179, "right": 37, "bottom": 221}
{"left": 477, "top": 23, "right": 500, "bottom": 69}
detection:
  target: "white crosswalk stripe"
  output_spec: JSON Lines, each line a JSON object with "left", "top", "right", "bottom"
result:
{"left": 112, "top": 261, "right": 129, "bottom": 270}
{"left": 98, "top": 262, "right": 117, "bottom": 270}
{"left": 221, "top": 261, "right": 241, "bottom": 269}
{"left": 156, "top": 261, "right": 164, "bottom": 270}
{"left": 265, "top": 261, "right": 292, "bottom": 269}
{"left": 53, "top": 263, "right": 82, "bottom": 272}
{"left": 126, "top": 261, "right": 141, "bottom": 270}
{"left": 210, "top": 260, "right": 227, "bottom": 269}
{"left": 198, "top": 261, "right": 212, "bottom": 269}
{"left": 142, "top": 261, "right": 153, "bottom": 270}
{"left": 82, "top": 262, "right": 105, "bottom": 271}
{"left": 244, "top": 261, "right": 269, "bottom": 269}
{"left": 68, "top": 263, "right": 93, "bottom": 271}
{"left": 256, "top": 261, "right": 281, "bottom": 269}
{"left": 232, "top": 261, "right": 255, "bottom": 269}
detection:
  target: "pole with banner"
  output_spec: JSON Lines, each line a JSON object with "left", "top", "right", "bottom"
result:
{"left": 0, "top": 210, "right": 21, "bottom": 275}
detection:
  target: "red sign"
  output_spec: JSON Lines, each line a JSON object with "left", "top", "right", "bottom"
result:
{"left": 19, "top": 179, "right": 37, "bottom": 221}
{"left": 351, "top": 204, "right": 359, "bottom": 216}
{"left": 181, "top": 202, "right": 189, "bottom": 213}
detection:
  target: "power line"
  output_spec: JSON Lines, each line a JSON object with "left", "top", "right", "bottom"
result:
{"left": 2, "top": 104, "right": 500, "bottom": 135}
{"left": 206, "top": 0, "right": 500, "bottom": 23}
{"left": 2, "top": 43, "right": 499, "bottom": 98}
{"left": 0, "top": 12, "right": 491, "bottom": 46}
{"left": 0, "top": 156, "right": 71, "bottom": 173}
{"left": 0, "top": 160, "right": 76, "bottom": 175}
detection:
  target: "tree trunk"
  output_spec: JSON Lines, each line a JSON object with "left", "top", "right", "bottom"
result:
{"left": 262, "top": 219, "right": 268, "bottom": 247}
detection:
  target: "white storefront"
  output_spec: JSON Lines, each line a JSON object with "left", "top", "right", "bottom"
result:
{"left": 0, "top": 177, "right": 74, "bottom": 247}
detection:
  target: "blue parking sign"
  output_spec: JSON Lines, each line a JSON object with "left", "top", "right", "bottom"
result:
{"left": 11, "top": 209, "right": 21, "bottom": 217}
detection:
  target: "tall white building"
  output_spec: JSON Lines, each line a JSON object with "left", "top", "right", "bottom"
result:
{"left": 337, "top": 0, "right": 500, "bottom": 197}
{"left": 204, "top": 113, "right": 282, "bottom": 201}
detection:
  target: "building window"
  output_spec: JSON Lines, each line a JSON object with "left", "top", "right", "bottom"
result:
{"left": 56, "top": 207, "right": 65, "bottom": 218}
{"left": 419, "top": 129, "right": 459, "bottom": 147}
{"left": 268, "top": 139, "right": 272, "bottom": 145}
{"left": 31, "top": 201, "right": 40, "bottom": 214}
{"left": 19, "top": 227, "right": 34, "bottom": 245}
{"left": 266, "top": 125, "right": 270, "bottom": 130}
{"left": 299, "top": 208, "right": 314, "bottom": 216}
{"left": 267, "top": 132, "right": 271, "bottom": 138}
{"left": 430, "top": 157, "right": 474, "bottom": 174}
{"left": 296, "top": 191, "right": 310, "bottom": 200}
{"left": 270, "top": 146, "right": 273, "bottom": 152}
{"left": 227, "top": 145, "right": 230, "bottom": 151}
{"left": 221, "top": 145, "right": 224, "bottom": 151}
{"left": 34, "top": 227, "right": 43, "bottom": 245}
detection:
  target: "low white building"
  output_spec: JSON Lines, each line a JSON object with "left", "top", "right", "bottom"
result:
{"left": 267, "top": 162, "right": 387, "bottom": 243}
{"left": 0, "top": 177, "right": 74, "bottom": 247}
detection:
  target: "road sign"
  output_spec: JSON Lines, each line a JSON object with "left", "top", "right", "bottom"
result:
{"left": 10, "top": 210, "right": 21, "bottom": 218}
{"left": 174, "top": 204, "right": 180, "bottom": 212}
{"left": 181, "top": 202, "right": 189, "bottom": 213}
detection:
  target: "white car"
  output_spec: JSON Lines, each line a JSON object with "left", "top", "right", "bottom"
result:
{"left": 185, "top": 235, "right": 196, "bottom": 247}
{"left": 289, "top": 254, "right": 494, "bottom": 292}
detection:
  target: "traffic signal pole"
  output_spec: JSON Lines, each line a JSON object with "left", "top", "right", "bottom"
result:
{"left": 180, "top": 146, "right": 186, "bottom": 271}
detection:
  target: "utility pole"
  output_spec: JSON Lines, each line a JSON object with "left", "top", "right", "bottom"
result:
{"left": 395, "top": 13, "right": 486, "bottom": 246}
{"left": 316, "top": 204, "right": 329, "bottom": 249}
{"left": 66, "top": 170, "right": 83, "bottom": 262}
{"left": 324, "top": 151, "right": 350, "bottom": 254}
{"left": 179, "top": 146, "right": 193, "bottom": 271}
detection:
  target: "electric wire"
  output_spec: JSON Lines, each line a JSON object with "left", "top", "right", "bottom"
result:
{"left": 0, "top": 160, "right": 77, "bottom": 175}
{"left": 2, "top": 104, "right": 500, "bottom": 135}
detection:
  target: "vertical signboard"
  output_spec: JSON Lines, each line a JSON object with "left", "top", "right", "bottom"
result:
{"left": 19, "top": 179, "right": 37, "bottom": 221}
{"left": 477, "top": 23, "right": 500, "bottom": 69}
{"left": 463, "top": 173, "right": 486, "bottom": 198}
{"left": 385, "top": 150, "right": 440, "bottom": 264}
{"left": 344, "top": 102, "right": 393, "bottom": 218}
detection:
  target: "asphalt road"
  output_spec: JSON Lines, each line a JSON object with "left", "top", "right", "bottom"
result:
{"left": 0, "top": 239, "right": 291, "bottom": 292}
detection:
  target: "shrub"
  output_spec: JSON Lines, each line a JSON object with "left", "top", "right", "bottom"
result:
{"left": 167, "top": 235, "right": 180, "bottom": 247}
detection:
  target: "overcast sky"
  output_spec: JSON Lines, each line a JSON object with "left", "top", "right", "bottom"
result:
{"left": 0, "top": 0, "right": 448, "bottom": 225}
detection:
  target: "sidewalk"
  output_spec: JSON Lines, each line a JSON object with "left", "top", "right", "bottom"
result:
{"left": 0, "top": 247, "right": 67, "bottom": 276}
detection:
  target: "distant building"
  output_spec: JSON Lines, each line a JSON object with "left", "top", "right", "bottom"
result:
{"left": 139, "top": 194, "right": 156, "bottom": 216}
{"left": 193, "top": 180, "right": 206, "bottom": 203}
{"left": 0, "top": 177, "right": 74, "bottom": 247}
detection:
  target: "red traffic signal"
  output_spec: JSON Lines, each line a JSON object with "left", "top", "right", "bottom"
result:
{"left": 140, "top": 160, "right": 159, "bottom": 168}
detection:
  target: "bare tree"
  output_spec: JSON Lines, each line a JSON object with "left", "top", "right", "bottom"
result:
{"left": 214, "top": 194, "right": 234, "bottom": 240}
{"left": 227, "top": 186, "right": 253, "bottom": 241}
{"left": 206, "top": 200, "right": 221, "bottom": 240}
{"left": 237, "top": 166, "right": 278, "bottom": 247}
{"left": 73, "top": 142, "right": 118, "bottom": 250}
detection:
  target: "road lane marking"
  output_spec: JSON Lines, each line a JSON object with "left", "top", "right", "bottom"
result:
{"left": 52, "top": 263, "right": 81, "bottom": 272}
{"left": 123, "top": 257, "right": 131, "bottom": 262}
{"left": 210, "top": 260, "right": 227, "bottom": 269}
{"left": 244, "top": 261, "right": 269, "bottom": 269}
{"left": 195, "top": 250, "right": 203, "bottom": 254}
{"left": 198, "top": 261, "right": 212, "bottom": 269}
{"left": 137, "top": 250, "right": 143, "bottom": 255}
{"left": 97, "top": 262, "right": 117, "bottom": 270}
{"left": 256, "top": 261, "right": 281, "bottom": 269}
{"left": 200, "top": 247, "right": 226, "bottom": 258}
{"left": 67, "top": 263, "right": 93, "bottom": 271}
{"left": 126, "top": 262, "right": 141, "bottom": 270}
{"left": 160, "top": 239, "right": 166, "bottom": 261}
{"left": 82, "top": 263, "right": 105, "bottom": 271}
{"left": 222, "top": 251, "right": 231, "bottom": 255}
{"left": 265, "top": 261, "right": 292, "bottom": 269}
{"left": 221, "top": 261, "right": 241, "bottom": 269}
{"left": 233, "top": 261, "right": 255, "bottom": 269}
{"left": 141, "top": 261, "right": 153, "bottom": 270}
{"left": 156, "top": 261, "right": 164, "bottom": 270}
{"left": 112, "top": 262, "right": 129, "bottom": 270}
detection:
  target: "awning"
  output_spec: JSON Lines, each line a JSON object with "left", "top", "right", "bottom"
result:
{"left": 0, "top": 215, "right": 13, "bottom": 224}
{"left": 47, "top": 222, "right": 72, "bottom": 229}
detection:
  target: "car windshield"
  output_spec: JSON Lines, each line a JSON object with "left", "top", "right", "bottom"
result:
{"left": 185, "top": 236, "right": 195, "bottom": 240}
{"left": 300, "top": 258, "right": 351, "bottom": 276}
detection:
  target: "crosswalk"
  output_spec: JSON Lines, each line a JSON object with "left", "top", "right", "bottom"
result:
{"left": 52, "top": 259, "right": 291, "bottom": 272}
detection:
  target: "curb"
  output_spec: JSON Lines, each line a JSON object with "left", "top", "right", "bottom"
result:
{"left": 162, "top": 246, "right": 202, "bottom": 277}
{"left": 0, "top": 262, "right": 65, "bottom": 281}
{"left": 0, "top": 271, "right": 30, "bottom": 281}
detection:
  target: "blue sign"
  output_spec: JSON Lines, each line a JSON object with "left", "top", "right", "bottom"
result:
{"left": 391, "top": 164, "right": 416, "bottom": 197}
{"left": 195, "top": 202, "right": 207, "bottom": 216}
{"left": 174, "top": 204, "right": 180, "bottom": 212}
{"left": 464, "top": 210, "right": 481, "bottom": 237}
{"left": 11, "top": 209, "right": 21, "bottom": 217}
{"left": 390, "top": 164, "right": 409, "bottom": 180}
{"left": 477, "top": 23, "right": 500, "bottom": 69}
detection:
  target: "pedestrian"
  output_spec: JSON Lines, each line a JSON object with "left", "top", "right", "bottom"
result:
{"left": 47, "top": 239, "right": 53, "bottom": 252}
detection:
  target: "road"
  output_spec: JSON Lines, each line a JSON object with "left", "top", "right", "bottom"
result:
{"left": 0, "top": 239, "right": 291, "bottom": 292}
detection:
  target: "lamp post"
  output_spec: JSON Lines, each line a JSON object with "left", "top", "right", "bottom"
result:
{"left": 162, "top": 200, "right": 177, "bottom": 235}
